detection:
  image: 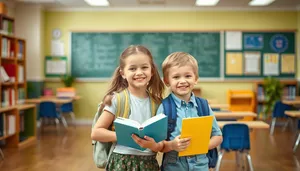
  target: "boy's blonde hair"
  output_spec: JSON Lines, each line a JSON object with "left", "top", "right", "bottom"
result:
{"left": 162, "top": 52, "right": 199, "bottom": 81}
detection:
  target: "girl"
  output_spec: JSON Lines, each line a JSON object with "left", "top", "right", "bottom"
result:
{"left": 91, "top": 45, "right": 165, "bottom": 171}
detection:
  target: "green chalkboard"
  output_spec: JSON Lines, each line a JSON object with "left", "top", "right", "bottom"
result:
{"left": 224, "top": 32, "right": 296, "bottom": 79}
{"left": 71, "top": 32, "right": 221, "bottom": 79}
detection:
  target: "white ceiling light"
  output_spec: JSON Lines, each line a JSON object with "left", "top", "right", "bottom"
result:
{"left": 84, "top": 0, "right": 109, "bottom": 6}
{"left": 249, "top": 0, "right": 275, "bottom": 6}
{"left": 195, "top": 0, "right": 219, "bottom": 6}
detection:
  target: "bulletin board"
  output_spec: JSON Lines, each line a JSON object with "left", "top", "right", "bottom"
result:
{"left": 224, "top": 31, "right": 296, "bottom": 79}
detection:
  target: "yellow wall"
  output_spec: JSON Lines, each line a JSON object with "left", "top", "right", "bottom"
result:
{"left": 44, "top": 11, "right": 298, "bottom": 119}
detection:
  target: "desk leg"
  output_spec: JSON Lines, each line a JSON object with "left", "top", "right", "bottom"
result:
{"left": 60, "top": 116, "right": 68, "bottom": 129}
{"left": 0, "top": 148, "right": 4, "bottom": 159}
{"left": 293, "top": 132, "right": 300, "bottom": 153}
{"left": 57, "top": 104, "right": 68, "bottom": 129}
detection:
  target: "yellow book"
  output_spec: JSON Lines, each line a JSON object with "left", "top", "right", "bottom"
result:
{"left": 179, "top": 115, "right": 213, "bottom": 157}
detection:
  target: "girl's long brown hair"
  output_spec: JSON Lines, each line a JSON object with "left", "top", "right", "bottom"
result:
{"left": 102, "top": 45, "right": 164, "bottom": 105}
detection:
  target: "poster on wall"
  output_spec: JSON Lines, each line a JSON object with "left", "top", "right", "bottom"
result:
{"left": 45, "top": 56, "right": 67, "bottom": 77}
{"left": 226, "top": 52, "right": 243, "bottom": 75}
{"left": 225, "top": 31, "right": 242, "bottom": 50}
{"left": 263, "top": 53, "right": 279, "bottom": 76}
{"left": 281, "top": 54, "right": 295, "bottom": 74}
{"left": 244, "top": 34, "right": 263, "bottom": 49}
{"left": 244, "top": 52, "right": 260, "bottom": 75}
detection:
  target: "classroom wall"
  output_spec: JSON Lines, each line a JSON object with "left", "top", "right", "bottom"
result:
{"left": 15, "top": 3, "right": 45, "bottom": 98}
{"left": 43, "top": 11, "right": 299, "bottom": 120}
{"left": 15, "top": 3, "right": 44, "bottom": 81}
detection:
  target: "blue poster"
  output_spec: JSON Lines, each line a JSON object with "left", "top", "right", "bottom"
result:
{"left": 270, "top": 34, "right": 288, "bottom": 53}
{"left": 244, "top": 34, "right": 263, "bottom": 49}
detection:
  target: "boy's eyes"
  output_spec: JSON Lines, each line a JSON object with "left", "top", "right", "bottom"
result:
{"left": 172, "top": 75, "right": 193, "bottom": 79}
{"left": 129, "top": 68, "right": 136, "bottom": 71}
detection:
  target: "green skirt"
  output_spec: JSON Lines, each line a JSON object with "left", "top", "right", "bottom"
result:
{"left": 106, "top": 152, "right": 159, "bottom": 171}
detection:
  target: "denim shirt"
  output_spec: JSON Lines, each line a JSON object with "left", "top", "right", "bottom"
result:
{"left": 156, "top": 93, "right": 222, "bottom": 171}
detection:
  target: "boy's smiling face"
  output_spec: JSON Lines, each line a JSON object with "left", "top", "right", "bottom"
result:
{"left": 165, "top": 65, "right": 197, "bottom": 102}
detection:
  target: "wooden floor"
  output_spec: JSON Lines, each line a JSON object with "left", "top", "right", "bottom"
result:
{"left": 1, "top": 125, "right": 300, "bottom": 171}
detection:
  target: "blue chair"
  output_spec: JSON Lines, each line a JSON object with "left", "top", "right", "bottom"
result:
{"left": 39, "top": 101, "right": 66, "bottom": 133}
{"left": 215, "top": 124, "right": 254, "bottom": 171}
{"left": 270, "top": 101, "right": 292, "bottom": 135}
{"left": 60, "top": 102, "right": 76, "bottom": 127}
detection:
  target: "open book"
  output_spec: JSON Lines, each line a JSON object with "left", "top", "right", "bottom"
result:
{"left": 114, "top": 113, "right": 167, "bottom": 151}
{"left": 179, "top": 115, "right": 213, "bottom": 157}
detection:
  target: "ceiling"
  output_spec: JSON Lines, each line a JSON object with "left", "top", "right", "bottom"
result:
{"left": 13, "top": 0, "right": 300, "bottom": 10}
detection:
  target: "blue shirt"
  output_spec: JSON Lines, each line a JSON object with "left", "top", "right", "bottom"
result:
{"left": 156, "top": 93, "right": 222, "bottom": 170}
{"left": 156, "top": 93, "right": 222, "bottom": 140}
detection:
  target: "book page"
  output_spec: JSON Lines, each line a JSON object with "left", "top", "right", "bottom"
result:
{"left": 141, "top": 113, "right": 166, "bottom": 128}
{"left": 114, "top": 117, "right": 141, "bottom": 128}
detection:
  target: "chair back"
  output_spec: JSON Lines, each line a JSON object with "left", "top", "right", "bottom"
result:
{"left": 39, "top": 101, "right": 59, "bottom": 118}
{"left": 272, "top": 101, "right": 292, "bottom": 118}
{"left": 221, "top": 124, "right": 250, "bottom": 151}
{"left": 61, "top": 102, "right": 73, "bottom": 113}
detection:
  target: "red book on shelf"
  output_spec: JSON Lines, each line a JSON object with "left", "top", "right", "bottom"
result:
{"left": 2, "top": 63, "right": 16, "bottom": 82}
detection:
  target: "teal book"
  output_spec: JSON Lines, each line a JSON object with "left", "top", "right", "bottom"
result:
{"left": 114, "top": 113, "right": 167, "bottom": 151}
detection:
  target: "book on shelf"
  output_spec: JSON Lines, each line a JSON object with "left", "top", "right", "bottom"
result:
{"left": 2, "top": 63, "right": 16, "bottom": 82}
{"left": 0, "top": 113, "right": 6, "bottom": 137}
{"left": 17, "top": 40, "right": 23, "bottom": 59}
{"left": 114, "top": 113, "right": 167, "bottom": 151}
{"left": 179, "top": 115, "right": 213, "bottom": 157}
{"left": 0, "top": 66, "right": 9, "bottom": 82}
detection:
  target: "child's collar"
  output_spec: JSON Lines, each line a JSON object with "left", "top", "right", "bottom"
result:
{"left": 170, "top": 92, "right": 197, "bottom": 108}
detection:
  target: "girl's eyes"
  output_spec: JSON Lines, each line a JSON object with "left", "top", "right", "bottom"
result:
{"left": 128, "top": 66, "right": 149, "bottom": 71}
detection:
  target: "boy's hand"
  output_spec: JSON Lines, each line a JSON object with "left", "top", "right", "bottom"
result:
{"left": 170, "top": 135, "right": 191, "bottom": 152}
{"left": 131, "top": 134, "right": 161, "bottom": 152}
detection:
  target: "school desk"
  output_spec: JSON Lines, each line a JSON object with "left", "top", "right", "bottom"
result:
{"left": 209, "top": 104, "right": 229, "bottom": 110}
{"left": 214, "top": 111, "right": 257, "bottom": 119}
{"left": 25, "top": 96, "right": 81, "bottom": 105}
{"left": 217, "top": 121, "right": 269, "bottom": 129}
{"left": 25, "top": 96, "right": 81, "bottom": 128}
{"left": 282, "top": 99, "right": 300, "bottom": 105}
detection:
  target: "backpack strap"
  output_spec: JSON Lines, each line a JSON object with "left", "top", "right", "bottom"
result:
{"left": 115, "top": 89, "right": 130, "bottom": 118}
{"left": 195, "top": 97, "right": 209, "bottom": 117}
{"left": 162, "top": 94, "right": 177, "bottom": 141}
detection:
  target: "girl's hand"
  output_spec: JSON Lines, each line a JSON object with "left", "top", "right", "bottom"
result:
{"left": 170, "top": 135, "right": 191, "bottom": 152}
{"left": 131, "top": 134, "right": 161, "bottom": 152}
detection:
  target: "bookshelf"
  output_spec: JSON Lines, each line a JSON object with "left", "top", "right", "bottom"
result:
{"left": 0, "top": 104, "right": 36, "bottom": 148}
{"left": 227, "top": 90, "right": 256, "bottom": 121}
{"left": 255, "top": 80, "right": 298, "bottom": 116}
{"left": 0, "top": 14, "right": 34, "bottom": 148}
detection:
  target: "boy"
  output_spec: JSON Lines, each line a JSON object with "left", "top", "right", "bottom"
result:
{"left": 132, "top": 52, "right": 223, "bottom": 170}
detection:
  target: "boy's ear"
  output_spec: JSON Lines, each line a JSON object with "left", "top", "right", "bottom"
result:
{"left": 163, "top": 77, "right": 170, "bottom": 87}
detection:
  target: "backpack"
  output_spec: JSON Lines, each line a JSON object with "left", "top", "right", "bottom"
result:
{"left": 161, "top": 94, "right": 219, "bottom": 168}
{"left": 92, "top": 89, "right": 158, "bottom": 168}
